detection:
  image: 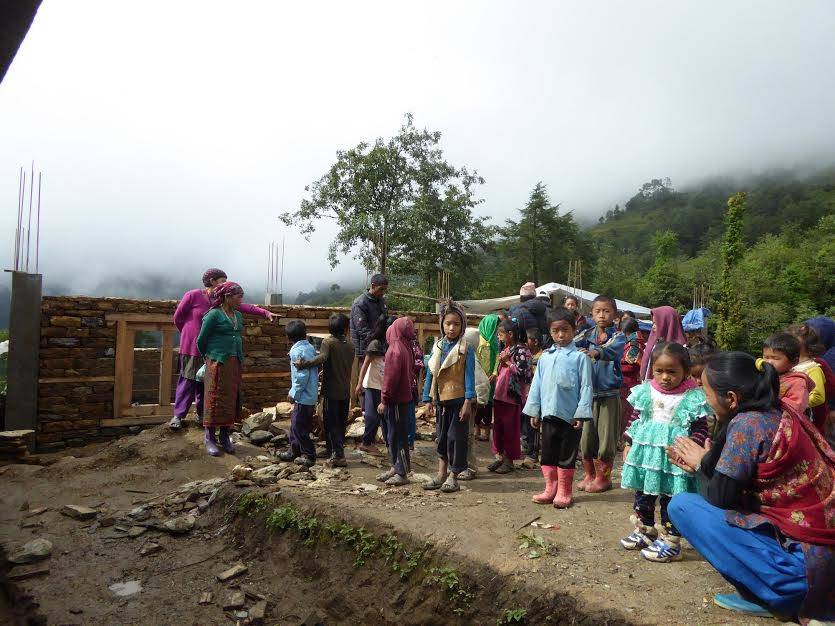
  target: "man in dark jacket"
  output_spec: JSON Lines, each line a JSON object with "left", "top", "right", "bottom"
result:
{"left": 349, "top": 274, "right": 389, "bottom": 407}
{"left": 508, "top": 282, "right": 548, "bottom": 341}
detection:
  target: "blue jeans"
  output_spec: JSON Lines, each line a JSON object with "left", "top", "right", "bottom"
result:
{"left": 668, "top": 492, "right": 807, "bottom": 615}
{"left": 361, "top": 388, "right": 387, "bottom": 446}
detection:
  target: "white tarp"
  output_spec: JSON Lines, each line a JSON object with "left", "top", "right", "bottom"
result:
{"left": 458, "top": 281, "right": 652, "bottom": 316}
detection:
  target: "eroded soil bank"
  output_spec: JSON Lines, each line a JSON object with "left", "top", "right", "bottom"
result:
{"left": 0, "top": 426, "right": 768, "bottom": 625}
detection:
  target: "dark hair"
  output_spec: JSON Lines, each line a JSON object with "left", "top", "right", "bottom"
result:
{"left": 621, "top": 317, "right": 639, "bottom": 334}
{"left": 371, "top": 315, "right": 397, "bottom": 343}
{"left": 548, "top": 306, "right": 576, "bottom": 329}
{"left": 201, "top": 268, "right": 227, "bottom": 287}
{"left": 286, "top": 320, "right": 307, "bottom": 343}
{"left": 763, "top": 332, "right": 801, "bottom": 364}
{"left": 562, "top": 295, "right": 579, "bottom": 306}
{"left": 328, "top": 313, "right": 349, "bottom": 338}
{"left": 650, "top": 341, "right": 691, "bottom": 373}
{"left": 500, "top": 317, "right": 528, "bottom": 344}
{"left": 527, "top": 333, "right": 542, "bottom": 346}
{"left": 592, "top": 295, "right": 617, "bottom": 310}
{"left": 519, "top": 294, "right": 535, "bottom": 302}
{"left": 787, "top": 323, "right": 825, "bottom": 357}
{"left": 621, "top": 310, "right": 635, "bottom": 319}
{"left": 370, "top": 273, "right": 389, "bottom": 287}
{"left": 688, "top": 341, "right": 716, "bottom": 366}
{"left": 704, "top": 351, "right": 780, "bottom": 413}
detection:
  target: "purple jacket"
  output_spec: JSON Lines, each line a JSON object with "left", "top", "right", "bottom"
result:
{"left": 174, "top": 289, "right": 269, "bottom": 357}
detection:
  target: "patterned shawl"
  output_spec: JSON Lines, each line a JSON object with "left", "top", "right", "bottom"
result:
{"left": 747, "top": 403, "right": 835, "bottom": 545}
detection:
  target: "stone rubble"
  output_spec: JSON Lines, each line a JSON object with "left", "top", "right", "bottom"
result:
{"left": 61, "top": 504, "right": 98, "bottom": 520}
{"left": 8, "top": 538, "right": 53, "bottom": 564}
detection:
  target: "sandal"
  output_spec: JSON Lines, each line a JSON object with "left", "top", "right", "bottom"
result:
{"left": 494, "top": 460, "right": 514, "bottom": 474}
{"left": 377, "top": 468, "right": 396, "bottom": 482}
{"left": 440, "top": 474, "right": 460, "bottom": 493}
{"left": 457, "top": 468, "right": 476, "bottom": 481}
{"left": 423, "top": 474, "right": 448, "bottom": 490}
{"left": 385, "top": 473, "right": 409, "bottom": 487}
{"left": 487, "top": 459, "right": 503, "bottom": 472}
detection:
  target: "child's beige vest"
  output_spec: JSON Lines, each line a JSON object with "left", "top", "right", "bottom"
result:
{"left": 428, "top": 339, "right": 468, "bottom": 402}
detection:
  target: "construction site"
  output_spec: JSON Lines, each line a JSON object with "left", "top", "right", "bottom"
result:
{"left": 0, "top": 293, "right": 767, "bottom": 625}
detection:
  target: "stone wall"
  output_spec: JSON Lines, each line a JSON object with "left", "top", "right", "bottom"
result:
{"left": 36, "top": 296, "right": 468, "bottom": 451}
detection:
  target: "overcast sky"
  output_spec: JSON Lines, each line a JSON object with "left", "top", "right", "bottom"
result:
{"left": 2, "top": 1, "right": 834, "bottom": 300}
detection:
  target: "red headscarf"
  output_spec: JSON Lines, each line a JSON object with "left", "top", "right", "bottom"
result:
{"left": 640, "top": 306, "right": 687, "bottom": 380}
{"left": 382, "top": 317, "right": 416, "bottom": 405}
{"left": 210, "top": 281, "right": 243, "bottom": 309}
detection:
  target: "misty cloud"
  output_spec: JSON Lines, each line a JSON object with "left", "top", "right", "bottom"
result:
{"left": 1, "top": 1, "right": 834, "bottom": 300}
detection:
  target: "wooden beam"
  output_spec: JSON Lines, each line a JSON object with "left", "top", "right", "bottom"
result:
{"left": 106, "top": 313, "right": 173, "bottom": 323}
{"left": 100, "top": 415, "right": 171, "bottom": 427}
{"left": 158, "top": 330, "right": 174, "bottom": 406}
{"left": 120, "top": 404, "right": 175, "bottom": 417}
{"left": 39, "top": 375, "right": 115, "bottom": 384}
{"left": 113, "top": 321, "right": 135, "bottom": 418}
{"left": 128, "top": 322, "right": 176, "bottom": 332}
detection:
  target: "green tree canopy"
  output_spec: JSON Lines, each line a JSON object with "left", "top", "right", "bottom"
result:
{"left": 279, "top": 113, "right": 487, "bottom": 276}
{"left": 497, "top": 182, "right": 579, "bottom": 286}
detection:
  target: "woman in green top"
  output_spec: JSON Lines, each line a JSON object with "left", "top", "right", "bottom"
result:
{"left": 196, "top": 281, "right": 245, "bottom": 457}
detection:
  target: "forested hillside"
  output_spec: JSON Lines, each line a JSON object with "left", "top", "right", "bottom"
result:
{"left": 581, "top": 169, "right": 835, "bottom": 350}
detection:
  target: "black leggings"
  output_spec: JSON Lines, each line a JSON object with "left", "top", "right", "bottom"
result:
{"left": 539, "top": 418, "right": 582, "bottom": 469}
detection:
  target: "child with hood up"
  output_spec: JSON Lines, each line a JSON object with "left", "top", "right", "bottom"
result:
{"left": 422, "top": 300, "right": 476, "bottom": 493}
{"left": 376, "top": 317, "right": 417, "bottom": 487}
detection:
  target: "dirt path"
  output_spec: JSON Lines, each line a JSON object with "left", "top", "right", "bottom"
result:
{"left": 0, "top": 426, "right": 772, "bottom": 625}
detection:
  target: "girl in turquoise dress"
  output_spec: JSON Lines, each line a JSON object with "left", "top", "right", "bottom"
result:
{"left": 620, "top": 342, "right": 710, "bottom": 563}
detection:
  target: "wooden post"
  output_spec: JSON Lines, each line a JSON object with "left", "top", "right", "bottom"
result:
{"left": 158, "top": 330, "right": 174, "bottom": 406}
{"left": 113, "top": 321, "right": 135, "bottom": 418}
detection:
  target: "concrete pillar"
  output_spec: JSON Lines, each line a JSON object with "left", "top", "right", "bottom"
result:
{"left": 5, "top": 271, "right": 42, "bottom": 442}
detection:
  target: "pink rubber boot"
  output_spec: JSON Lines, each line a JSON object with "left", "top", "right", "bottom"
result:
{"left": 552, "top": 468, "right": 576, "bottom": 508}
{"left": 577, "top": 458, "right": 596, "bottom": 491}
{"left": 586, "top": 459, "right": 613, "bottom": 493}
{"left": 532, "top": 466, "right": 559, "bottom": 503}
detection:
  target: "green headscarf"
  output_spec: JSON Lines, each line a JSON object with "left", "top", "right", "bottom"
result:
{"left": 478, "top": 313, "right": 500, "bottom": 374}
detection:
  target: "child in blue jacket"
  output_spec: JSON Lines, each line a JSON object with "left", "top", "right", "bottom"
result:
{"left": 574, "top": 295, "right": 625, "bottom": 493}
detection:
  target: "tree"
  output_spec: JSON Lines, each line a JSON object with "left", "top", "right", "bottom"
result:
{"left": 497, "top": 182, "right": 578, "bottom": 286}
{"left": 715, "top": 192, "right": 748, "bottom": 350}
{"left": 391, "top": 183, "right": 492, "bottom": 293}
{"left": 636, "top": 230, "right": 687, "bottom": 307}
{"left": 279, "top": 113, "right": 486, "bottom": 275}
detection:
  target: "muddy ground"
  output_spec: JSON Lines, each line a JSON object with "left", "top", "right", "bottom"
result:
{"left": 0, "top": 425, "right": 773, "bottom": 626}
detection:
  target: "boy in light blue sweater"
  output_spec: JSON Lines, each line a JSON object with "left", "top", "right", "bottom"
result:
{"left": 524, "top": 307, "right": 593, "bottom": 509}
{"left": 279, "top": 320, "right": 319, "bottom": 467}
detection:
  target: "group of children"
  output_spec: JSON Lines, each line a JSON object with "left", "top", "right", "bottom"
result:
{"left": 280, "top": 295, "right": 834, "bottom": 567}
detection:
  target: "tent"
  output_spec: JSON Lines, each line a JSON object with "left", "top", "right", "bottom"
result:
{"left": 458, "top": 282, "right": 652, "bottom": 316}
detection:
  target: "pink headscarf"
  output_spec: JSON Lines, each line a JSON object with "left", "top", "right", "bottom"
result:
{"left": 519, "top": 282, "right": 536, "bottom": 297}
{"left": 210, "top": 281, "right": 243, "bottom": 309}
{"left": 640, "top": 306, "right": 687, "bottom": 380}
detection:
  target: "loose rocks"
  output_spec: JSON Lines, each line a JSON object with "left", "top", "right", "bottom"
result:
{"left": 8, "top": 538, "right": 53, "bottom": 564}
{"left": 61, "top": 504, "right": 98, "bottom": 520}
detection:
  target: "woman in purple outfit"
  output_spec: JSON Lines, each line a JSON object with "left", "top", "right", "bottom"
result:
{"left": 169, "top": 268, "right": 274, "bottom": 430}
